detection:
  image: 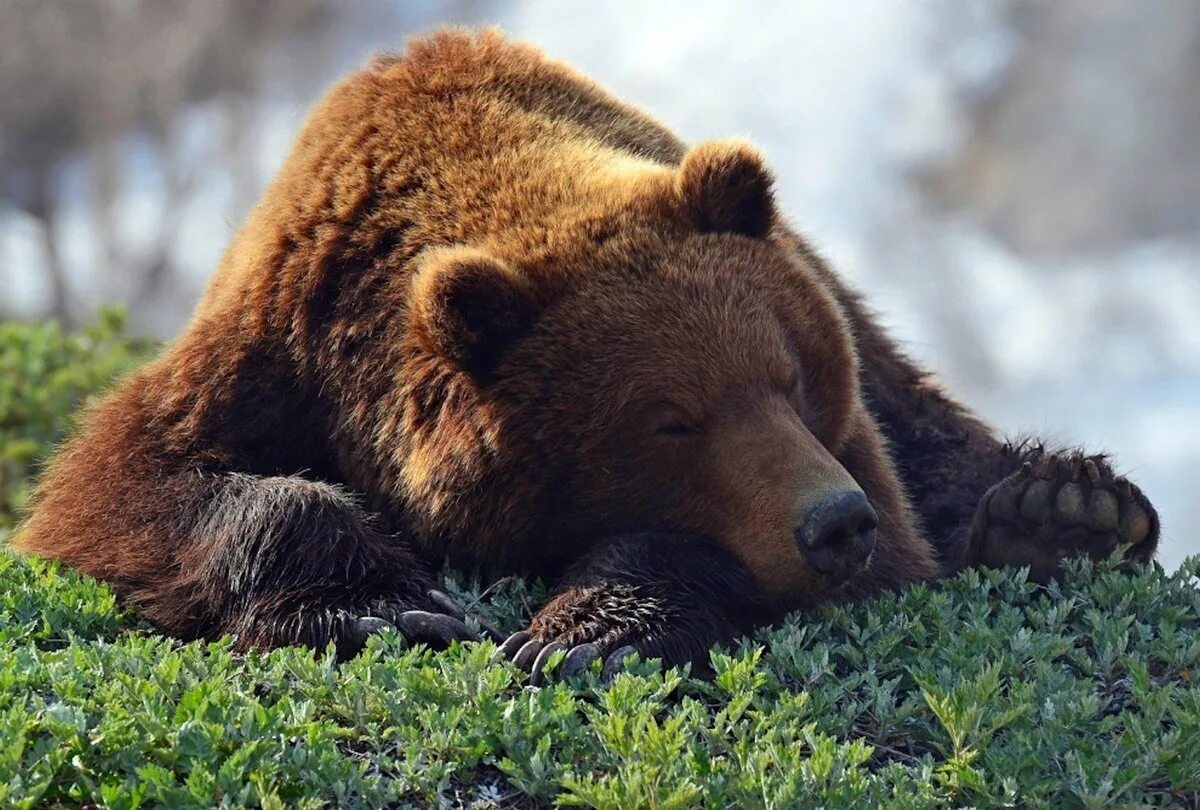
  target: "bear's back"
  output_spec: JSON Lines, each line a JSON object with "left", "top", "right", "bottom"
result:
{"left": 196, "top": 30, "right": 686, "bottom": 327}
{"left": 375, "top": 29, "right": 684, "bottom": 163}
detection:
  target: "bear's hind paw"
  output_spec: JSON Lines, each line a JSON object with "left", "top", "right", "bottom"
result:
{"left": 969, "top": 451, "right": 1159, "bottom": 581}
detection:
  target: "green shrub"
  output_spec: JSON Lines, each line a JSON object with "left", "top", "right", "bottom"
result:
{"left": 2, "top": 316, "right": 1198, "bottom": 808}
{"left": 0, "top": 310, "right": 154, "bottom": 540}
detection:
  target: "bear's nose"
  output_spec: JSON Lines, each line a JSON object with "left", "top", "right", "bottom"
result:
{"left": 795, "top": 490, "right": 878, "bottom": 582}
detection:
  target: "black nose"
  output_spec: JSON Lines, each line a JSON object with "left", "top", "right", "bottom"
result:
{"left": 795, "top": 490, "right": 878, "bottom": 582}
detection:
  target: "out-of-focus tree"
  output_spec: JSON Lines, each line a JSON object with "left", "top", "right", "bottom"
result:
{"left": 922, "top": 0, "right": 1200, "bottom": 260}
{"left": 0, "top": 0, "right": 334, "bottom": 324}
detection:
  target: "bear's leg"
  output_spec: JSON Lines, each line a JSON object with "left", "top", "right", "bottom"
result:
{"left": 179, "top": 474, "right": 477, "bottom": 657}
{"left": 499, "top": 534, "right": 771, "bottom": 683}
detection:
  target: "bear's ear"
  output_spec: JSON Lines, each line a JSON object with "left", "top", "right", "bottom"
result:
{"left": 411, "top": 247, "right": 540, "bottom": 380}
{"left": 677, "top": 140, "right": 777, "bottom": 238}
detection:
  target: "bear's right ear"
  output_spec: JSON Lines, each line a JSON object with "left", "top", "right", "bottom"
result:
{"left": 677, "top": 140, "right": 777, "bottom": 238}
{"left": 410, "top": 247, "right": 540, "bottom": 380}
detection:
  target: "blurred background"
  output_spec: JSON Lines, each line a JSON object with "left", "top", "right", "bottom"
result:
{"left": 1, "top": 1, "right": 1196, "bottom": 567}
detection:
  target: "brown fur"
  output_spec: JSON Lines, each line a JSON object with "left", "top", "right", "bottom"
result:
{"left": 15, "top": 30, "right": 1156, "bottom": 663}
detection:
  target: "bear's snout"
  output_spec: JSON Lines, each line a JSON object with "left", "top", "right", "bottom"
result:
{"left": 795, "top": 490, "right": 878, "bottom": 582}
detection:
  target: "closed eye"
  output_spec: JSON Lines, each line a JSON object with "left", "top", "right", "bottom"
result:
{"left": 657, "top": 421, "right": 701, "bottom": 438}
{"left": 644, "top": 400, "right": 704, "bottom": 439}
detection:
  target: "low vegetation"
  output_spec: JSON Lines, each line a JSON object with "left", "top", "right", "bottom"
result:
{"left": 0, "top": 311, "right": 153, "bottom": 542}
{"left": 2, "top": 315, "right": 1198, "bottom": 808}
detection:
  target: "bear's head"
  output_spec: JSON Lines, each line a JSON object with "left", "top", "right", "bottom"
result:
{"left": 405, "top": 141, "right": 878, "bottom": 608}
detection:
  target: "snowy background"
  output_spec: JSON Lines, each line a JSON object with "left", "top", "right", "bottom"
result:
{"left": 2, "top": 1, "right": 1197, "bottom": 567}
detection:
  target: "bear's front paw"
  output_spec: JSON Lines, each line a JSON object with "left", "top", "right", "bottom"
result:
{"left": 498, "top": 583, "right": 720, "bottom": 685}
{"left": 969, "top": 451, "right": 1158, "bottom": 581}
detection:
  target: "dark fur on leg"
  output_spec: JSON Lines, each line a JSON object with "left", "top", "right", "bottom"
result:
{"left": 174, "top": 474, "right": 446, "bottom": 657}
{"left": 506, "top": 533, "right": 772, "bottom": 680}
{"left": 852, "top": 354, "right": 1039, "bottom": 574}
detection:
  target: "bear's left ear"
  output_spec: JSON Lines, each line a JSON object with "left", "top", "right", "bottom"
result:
{"left": 410, "top": 246, "right": 541, "bottom": 380}
{"left": 677, "top": 139, "right": 777, "bottom": 238}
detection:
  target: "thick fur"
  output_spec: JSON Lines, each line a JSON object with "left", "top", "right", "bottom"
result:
{"left": 15, "top": 30, "right": 1157, "bottom": 663}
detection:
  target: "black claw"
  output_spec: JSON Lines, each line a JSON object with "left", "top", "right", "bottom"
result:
{"left": 1116, "top": 477, "right": 1133, "bottom": 501}
{"left": 511, "top": 638, "right": 544, "bottom": 672}
{"left": 446, "top": 616, "right": 478, "bottom": 641}
{"left": 473, "top": 617, "right": 506, "bottom": 644}
{"left": 1083, "top": 459, "right": 1102, "bottom": 486}
{"left": 1066, "top": 457, "right": 1082, "bottom": 482}
{"left": 397, "top": 610, "right": 477, "bottom": 647}
{"left": 351, "top": 616, "right": 394, "bottom": 650}
{"left": 529, "top": 641, "right": 568, "bottom": 686}
{"left": 426, "top": 589, "right": 467, "bottom": 620}
{"left": 602, "top": 645, "right": 638, "bottom": 681}
{"left": 512, "top": 638, "right": 545, "bottom": 671}
{"left": 559, "top": 643, "right": 602, "bottom": 678}
{"left": 499, "top": 630, "right": 532, "bottom": 659}
{"left": 426, "top": 588, "right": 504, "bottom": 642}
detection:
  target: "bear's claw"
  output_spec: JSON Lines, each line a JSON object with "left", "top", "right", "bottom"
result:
{"left": 425, "top": 588, "right": 467, "bottom": 620}
{"left": 396, "top": 610, "right": 478, "bottom": 645}
{"left": 425, "top": 588, "right": 505, "bottom": 641}
{"left": 351, "top": 616, "right": 396, "bottom": 650}
{"left": 529, "top": 641, "right": 568, "bottom": 686}
{"left": 970, "top": 451, "right": 1158, "bottom": 580}
{"left": 559, "top": 642, "right": 602, "bottom": 678}
{"left": 349, "top": 588, "right": 484, "bottom": 654}
{"left": 499, "top": 631, "right": 633, "bottom": 685}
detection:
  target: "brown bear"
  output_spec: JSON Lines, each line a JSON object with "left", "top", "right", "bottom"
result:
{"left": 15, "top": 30, "right": 1158, "bottom": 679}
